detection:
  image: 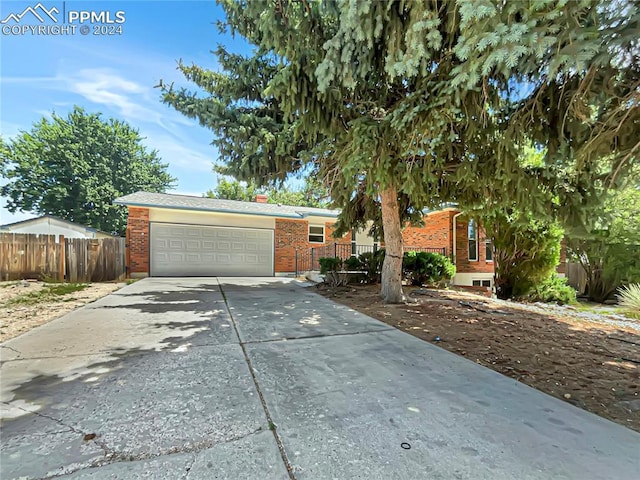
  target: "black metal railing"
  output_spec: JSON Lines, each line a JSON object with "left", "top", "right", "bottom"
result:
{"left": 294, "top": 243, "right": 447, "bottom": 276}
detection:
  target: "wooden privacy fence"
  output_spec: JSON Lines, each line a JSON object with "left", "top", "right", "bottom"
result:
{"left": 0, "top": 233, "right": 62, "bottom": 281}
{"left": 566, "top": 262, "right": 587, "bottom": 295}
{"left": 65, "top": 237, "right": 126, "bottom": 282}
{"left": 0, "top": 233, "right": 126, "bottom": 282}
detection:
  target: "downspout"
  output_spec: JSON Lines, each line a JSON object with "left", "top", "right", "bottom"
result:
{"left": 452, "top": 212, "right": 463, "bottom": 285}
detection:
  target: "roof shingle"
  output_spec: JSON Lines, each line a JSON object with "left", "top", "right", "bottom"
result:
{"left": 113, "top": 191, "right": 340, "bottom": 219}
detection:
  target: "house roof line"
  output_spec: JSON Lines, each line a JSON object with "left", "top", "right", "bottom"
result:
{"left": 0, "top": 214, "right": 115, "bottom": 236}
{"left": 114, "top": 192, "right": 461, "bottom": 221}
{"left": 113, "top": 192, "right": 341, "bottom": 219}
{"left": 117, "top": 200, "right": 341, "bottom": 219}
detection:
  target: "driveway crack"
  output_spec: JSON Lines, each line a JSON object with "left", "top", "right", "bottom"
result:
{"left": 2, "top": 401, "right": 114, "bottom": 456}
{"left": 242, "top": 327, "right": 396, "bottom": 345}
{"left": 0, "top": 344, "right": 22, "bottom": 356}
{"left": 38, "top": 426, "right": 266, "bottom": 479}
{"left": 2, "top": 402, "right": 79, "bottom": 435}
{"left": 183, "top": 452, "right": 198, "bottom": 480}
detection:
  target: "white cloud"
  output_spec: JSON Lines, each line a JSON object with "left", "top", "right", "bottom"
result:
{"left": 2, "top": 63, "right": 220, "bottom": 193}
{"left": 69, "top": 69, "right": 161, "bottom": 124}
{"left": 143, "top": 131, "right": 215, "bottom": 174}
{"left": 0, "top": 76, "right": 59, "bottom": 85}
{"left": 2, "top": 68, "right": 193, "bottom": 132}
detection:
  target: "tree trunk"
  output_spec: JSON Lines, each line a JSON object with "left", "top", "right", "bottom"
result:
{"left": 379, "top": 184, "right": 404, "bottom": 303}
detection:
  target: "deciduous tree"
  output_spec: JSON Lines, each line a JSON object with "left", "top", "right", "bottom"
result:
{"left": 567, "top": 167, "right": 640, "bottom": 302}
{"left": 1, "top": 107, "right": 175, "bottom": 235}
{"left": 205, "top": 176, "right": 329, "bottom": 208}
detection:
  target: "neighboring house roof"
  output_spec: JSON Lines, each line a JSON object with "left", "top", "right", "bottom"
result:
{"left": 114, "top": 191, "right": 341, "bottom": 219}
{"left": 0, "top": 215, "right": 116, "bottom": 237}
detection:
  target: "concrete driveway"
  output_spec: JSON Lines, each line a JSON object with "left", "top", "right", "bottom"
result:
{"left": 1, "top": 278, "right": 638, "bottom": 479}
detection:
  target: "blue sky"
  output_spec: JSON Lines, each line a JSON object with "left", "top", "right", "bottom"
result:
{"left": 1, "top": 0, "right": 251, "bottom": 224}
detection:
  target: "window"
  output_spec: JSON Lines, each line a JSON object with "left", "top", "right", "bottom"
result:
{"left": 309, "top": 225, "right": 324, "bottom": 243}
{"left": 472, "top": 280, "right": 492, "bottom": 287}
{"left": 486, "top": 239, "right": 493, "bottom": 262}
{"left": 468, "top": 219, "right": 478, "bottom": 261}
{"left": 351, "top": 230, "right": 357, "bottom": 255}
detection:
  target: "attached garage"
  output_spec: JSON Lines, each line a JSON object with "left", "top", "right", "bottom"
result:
{"left": 150, "top": 223, "right": 274, "bottom": 277}
{"left": 115, "top": 192, "right": 341, "bottom": 278}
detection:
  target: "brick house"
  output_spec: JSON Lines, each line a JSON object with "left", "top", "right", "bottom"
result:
{"left": 114, "top": 192, "right": 495, "bottom": 286}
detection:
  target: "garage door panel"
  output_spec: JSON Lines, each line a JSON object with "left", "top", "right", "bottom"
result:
{"left": 150, "top": 223, "right": 274, "bottom": 276}
{"left": 232, "top": 242, "right": 248, "bottom": 251}
{"left": 216, "top": 253, "right": 232, "bottom": 263}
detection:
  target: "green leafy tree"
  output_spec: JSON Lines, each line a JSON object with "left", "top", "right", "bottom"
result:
{"left": 205, "top": 176, "right": 329, "bottom": 208}
{"left": 1, "top": 107, "right": 175, "bottom": 235}
{"left": 483, "top": 210, "right": 563, "bottom": 300}
{"left": 567, "top": 169, "right": 640, "bottom": 302}
{"left": 162, "top": 1, "right": 637, "bottom": 303}
{"left": 206, "top": 177, "right": 260, "bottom": 202}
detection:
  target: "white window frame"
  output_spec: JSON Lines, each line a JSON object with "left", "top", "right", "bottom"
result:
{"left": 351, "top": 230, "right": 357, "bottom": 255}
{"left": 472, "top": 279, "right": 492, "bottom": 287}
{"left": 468, "top": 219, "right": 478, "bottom": 261}
{"left": 308, "top": 225, "right": 325, "bottom": 244}
{"left": 485, "top": 239, "right": 493, "bottom": 262}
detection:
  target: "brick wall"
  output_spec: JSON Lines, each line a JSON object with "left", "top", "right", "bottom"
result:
{"left": 127, "top": 207, "right": 149, "bottom": 274}
{"left": 455, "top": 216, "right": 494, "bottom": 274}
{"left": 402, "top": 210, "right": 455, "bottom": 254}
{"left": 275, "top": 219, "right": 351, "bottom": 273}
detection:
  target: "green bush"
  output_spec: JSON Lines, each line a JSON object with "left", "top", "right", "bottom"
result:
{"left": 402, "top": 251, "right": 456, "bottom": 286}
{"left": 358, "top": 249, "right": 385, "bottom": 283}
{"left": 343, "top": 256, "right": 363, "bottom": 271}
{"left": 617, "top": 283, "right": 640, "bottom": 319}
{"left": 318, "top": 257, "right": 342, "bottom": 274}
{"left": 526, "top": 276, "right": 577, "bottom": 305}
{"left": 485, "top": 211, "right": 563, "bottom": 300}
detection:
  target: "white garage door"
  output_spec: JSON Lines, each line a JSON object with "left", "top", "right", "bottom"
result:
{"left": 150, "top": 223, "right": 274, "bottom": 277}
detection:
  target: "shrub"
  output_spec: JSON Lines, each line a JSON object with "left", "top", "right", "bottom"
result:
{"left": 526, "top": 276, "right": 577, "bottom": 305}
{"left": 485, "top": 211, "right": 563, "bottom": 300}
{"left": 343, "top": 256, "right": 363, "bottom": 271}
{"left": 358, "top": 249, "right": 385, "bottom": 283}
{"left": 569, "top": 239, "right": 640, "bottom": 303}
{"left": 318, "top": 257, "right": 342, "bottom": 274}
{"left": 617, "top": 283, "right": 640, "bottom": 319}
{"left": 402, "top": 251, "right": 456, "bottom": 286}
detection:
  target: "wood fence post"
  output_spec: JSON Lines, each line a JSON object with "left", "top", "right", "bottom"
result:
{"left": 59, "top": 235, "right": 66, "bottom": 282}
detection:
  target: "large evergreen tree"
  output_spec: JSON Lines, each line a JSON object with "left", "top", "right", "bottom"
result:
{"left": 1, "top": 107, "right": 175, "bottom": 235}
{"left": 162, "top": 1, "right": 638, "bottom": 302}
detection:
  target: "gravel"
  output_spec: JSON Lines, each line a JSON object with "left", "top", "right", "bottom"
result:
{"left": 483, "top": 297, "right": 640, "bottom": 333}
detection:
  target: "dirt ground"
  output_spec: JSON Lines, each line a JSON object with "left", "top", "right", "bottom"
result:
{"left": 315, "top": 283, "right": 640, "bottom": 433}
{"left": 0, "top": 281, "right": 124, "bottom": 342}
